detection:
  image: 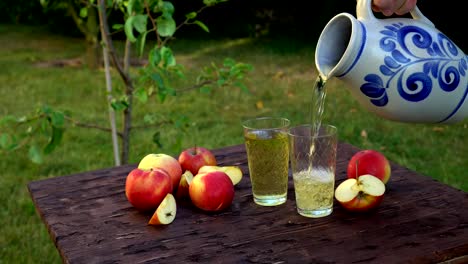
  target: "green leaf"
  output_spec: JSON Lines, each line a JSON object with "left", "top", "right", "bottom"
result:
{"left": 79, "top": 7, "right": 88, "bottom": 18}
{"left": 40, "top": 0, "right": 48, "bottom": 7}
{"left": 203, "top": 0, "right": 217, "bottom": 6}
{"left": 0, "top": 115, "right": 16, "bottom": 126}
{"left": 124, "top": 16, "right": 137, "bottom": 43}
{"left": 44, "top": 127, "right": 64, "bottom": 154}
{"left": 151, "top": 0, "right": 162, "bottom": 13}
{"left": 134, "top": 87, "right": 148, "bottom": 103}
{"left": 167, "top": 87, "right": 176, "bottom": 96}
{"left": 29, "top": 145, "right": 43, "bottom": 164}
{"left": 111, "top": 100, "right": 129, "bottom": 111}
{"left": 137, "top": 31, "right": 148, "bottom": 57}
{"left": 171, "top": 64, "right": 186, "bottom": 79}
{"left": 157, "top": 89, "right": 167, "bottom": 102}
{"left": 223, "top": 58, "right": 235, "bottom": 67}
{"left": 0, "top": 133, "right": 18, "bottom": 151}
{"left": 152, "top": 131, "right": 163, "bottom": 148}
{"left": 149, "top": 47, "right": 162, "bottom": 67}
{"left": 40, "top": 118, "right": 48, "bottom": 133}
{"left": 156, "top": 16, "right": 176, "bottom": 37}
{"left": 148, "top": 0, "right": 159, "bottom": 7}
{"left": 234, "top": 81, "right": 251, "bottom": 94}
{"left": 150, "top": 72, "right": 165, "bottom": 88}
{"left": 185, "top": 12, "right": 197, "bottom": 19}
{"left": 174, "top": 115, "right": 189, "bottom": 128}
{"left": 217, "top": 78, "right": 226, "bottom": 86}
{"left": 203, "top": 0, "right": 227, "bottom": 6}
{"left": 161, "top": 1, "right": 175, "bottom": 16}
{"left": 41, "top": 105, "right": 53, "bottom": 115}
{"left": 160, "top": 46, "right": 176, "bottom": 67}
{"left": 133, "top": 14, "right": 148, "bottom": 33}
{"left": 241, "top": 63, "right": 254, "bottom": 71}
{"left": 148, "top": 86, "right": 155, "bottom": 96}
{"left": 127, "top": 0, "right": 136, "bottom": 15}
{"left": 0, "top": 133, "right": 9, "bottom": 149}
{"left": 193, "top": 20, "right": 209, "bottom": 33}
{"left": 200, "top": 86, "right": 211, "bottom": 94}
{"left": 50, "top": 111, "right": 65, "bottom": 128}
{"left": 112, "top": 24, "right": 124, "bottom": 30}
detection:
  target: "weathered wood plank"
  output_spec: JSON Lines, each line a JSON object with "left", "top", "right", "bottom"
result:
{"left": 28, "top": 142, "right": 468, "bottom": 264}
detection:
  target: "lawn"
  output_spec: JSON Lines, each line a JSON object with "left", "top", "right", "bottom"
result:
{"left": 0, "top": 24, "right": 466, "bottom": 263}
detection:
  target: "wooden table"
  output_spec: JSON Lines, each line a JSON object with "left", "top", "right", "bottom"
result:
{"left": 28, "top": 142, "right": 468, "bottom": 264}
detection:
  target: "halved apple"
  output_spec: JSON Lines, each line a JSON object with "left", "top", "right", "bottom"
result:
{"left": 148, "top": 193, "right": 177, "bottom": 225}
{"left": 198, "top": 165, "right": 243, "bottom": 185}
{"left": 175, "top": 170, "right": 194, "bottom": 199}
{"left": 334, "top": 174, "right": 385, "bottom": 212}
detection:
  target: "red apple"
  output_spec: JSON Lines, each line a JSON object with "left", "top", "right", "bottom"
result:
{"left": 178, "top": 146, "right": 217, "bottom": 175}
{"left": 148, "top": 193, "right": 177, "bottom": 225}
{"left": 189, "top": 171, "right": 234, "bottom": 212}
{"left": 138, "top": 153, "right": 183, "bottom": 192}
{"left": 125, "top": 168, "right": 173, "bottom": 211}
{"left": 175, "top": 170, "right": 194, "bottom": 200}
{"left": 334, "top": 174, "right": 386, "bottom": 212}
{"left": 347, "top": 149, "right": 391, "bottom": 184}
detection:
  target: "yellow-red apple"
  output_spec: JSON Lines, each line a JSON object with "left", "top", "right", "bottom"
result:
{"left": 178, "top": 146, "right": 217, "bottom": 175}
{"left": 175, "top": 170, "right": 194, "bottom": 200}
{"left": 125, "top": 168, "right": 173, "bottom": 211}
{"left": 138, "top": 153, "right": 183, "bottom": 192}
{"left": 347, "top": 149, "right": 391, "bottom": 184}
{"left": 189, "top": 171, "right": 234, "bottom": 212}
{"left": 198, "top": 165, "right": 243, "bottom": 185}
{"left": 148, "top": 193, "right": 177, "bottom": 225}
{"left": 334, "top": 174, "right": 386, "bottom": 212}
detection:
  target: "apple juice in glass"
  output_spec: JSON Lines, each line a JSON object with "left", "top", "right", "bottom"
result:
{"left": 242, "top": 117, "right": 290, "bottom": 206}
{"left": 289, "top": 124, "right": 337, "bottom": 218}
{"left": 293, "top": 168, "right": 334, "bottom": 215}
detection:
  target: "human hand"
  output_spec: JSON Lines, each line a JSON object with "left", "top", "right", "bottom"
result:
{"left": 371, "top": 0, "right": 417, "bottom": 16}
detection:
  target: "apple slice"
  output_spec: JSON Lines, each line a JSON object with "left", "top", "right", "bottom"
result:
{"left": 175, "top": 170, "right": 194, "bottom": 199}
{"left": 148, "top": 193, "right": 177, "bottom": 225}
{"left": 198, "top": 165, "right": 243, "bottom": 185}
{"left": 334, "top": 174, "right": 386, "bottom": 212}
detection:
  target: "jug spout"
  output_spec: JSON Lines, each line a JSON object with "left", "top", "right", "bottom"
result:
{"left": 314, "top": 0, "right": 468, "bottom": 124}
{"left": 315, "top": 13, "right": 365, "bottom": 79}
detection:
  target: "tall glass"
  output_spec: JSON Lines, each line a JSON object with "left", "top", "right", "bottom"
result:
{"left": 242, "top": 117, "right": 290, "bottom": 206}
{"left": 289, "top": 124, "right": 337, "bottom": 218}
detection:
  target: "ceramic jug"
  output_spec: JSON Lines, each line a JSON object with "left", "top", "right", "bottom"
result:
{"left": 315, "top": 0, "right": 468, "bottom": 124}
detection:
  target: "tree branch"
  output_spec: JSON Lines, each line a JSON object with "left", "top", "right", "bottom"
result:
{"left": 130, "top": 120, "right": 173, "bottom": 130}
{"left": 67, "top": 0, "right": 89, "bottom": 36}
{"left": 161, "top": 5, "right": 210, "bottom": 47}
{"left": 65, "top": 117, "right": 175, "bottom": 136}
{"left": 144, "top": 2, "right": 161, "bottom": 44}
{"left": 176, "top": 80, "right": 216, "bottom": 93}
{"left": 65, "top": 116, "right": 124, "bottom": 138}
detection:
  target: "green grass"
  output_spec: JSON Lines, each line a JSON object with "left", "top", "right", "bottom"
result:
{"left": 0, "top": 24, "right": 467, "bottom": 263}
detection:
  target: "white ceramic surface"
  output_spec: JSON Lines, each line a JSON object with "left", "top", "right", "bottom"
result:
{"left": 315, "top": 0, "right": 468, "bottom": 123}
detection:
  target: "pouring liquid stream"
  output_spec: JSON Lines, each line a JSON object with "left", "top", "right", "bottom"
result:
{"left": 308, "top": 74, "right": 328, "bottom": 171}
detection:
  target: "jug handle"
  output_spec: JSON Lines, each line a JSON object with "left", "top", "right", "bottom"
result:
{"left": 356, "top": 0, "right": 435, "bottom": 27}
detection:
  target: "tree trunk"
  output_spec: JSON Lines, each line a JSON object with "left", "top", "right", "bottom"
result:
{"left": 84, "top": 6, "right": 100, "bottom": 70}
{"left": 121, "top": 90, "right": 133, "bottom": 164}
{"left": 68, "top": 1, "right": 100, "bottom": 70}
{"left": 121, "top": 39, "right": 133, "bottom": 164}
{"left": 85, "top": 40, "right": 99, "bottom": 69}
{"left": 97, "top": 0, "right": 134, "bottom": 165}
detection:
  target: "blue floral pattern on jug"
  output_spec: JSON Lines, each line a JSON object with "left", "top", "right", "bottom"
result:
{"left": 360, "top": 22, "right": 468, "bottom": 107}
